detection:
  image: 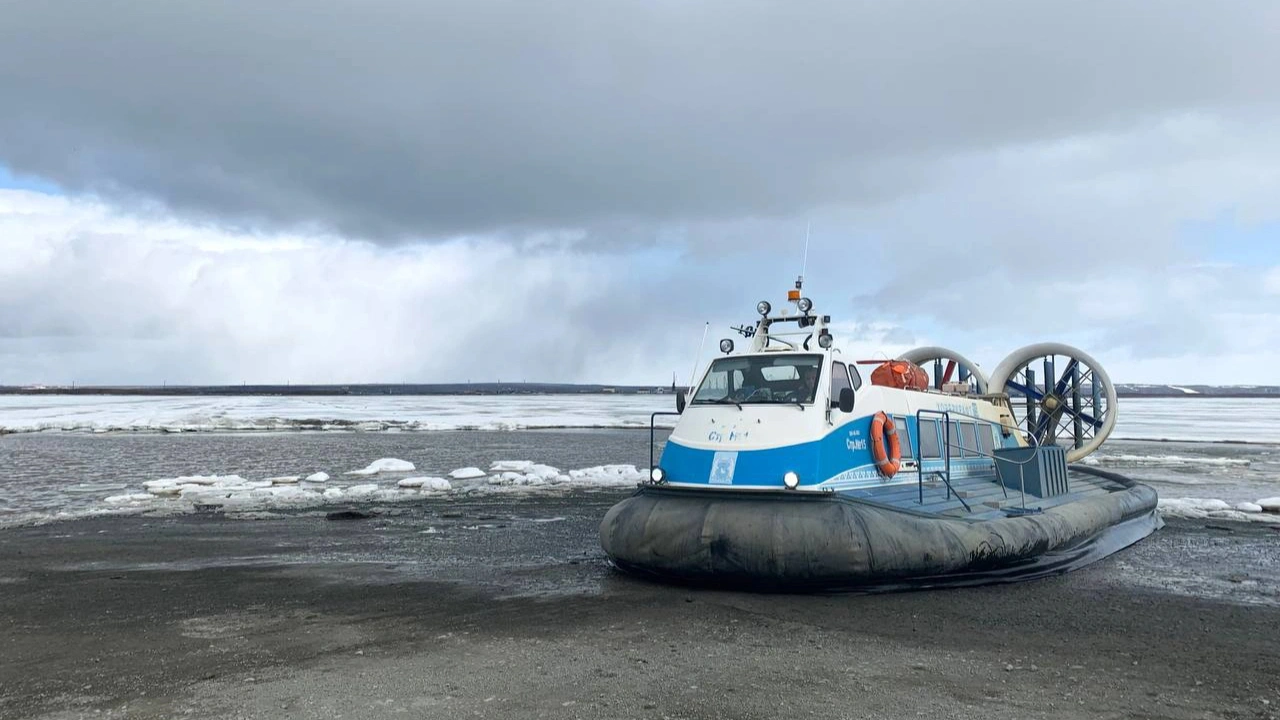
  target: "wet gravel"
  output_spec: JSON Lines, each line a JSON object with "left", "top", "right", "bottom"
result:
{"left": 1, "top": 493, "right": 1278, "bottom": 720}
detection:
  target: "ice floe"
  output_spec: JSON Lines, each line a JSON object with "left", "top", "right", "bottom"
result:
{"left": 1083, "top": 454, "right": 1251, "bottom": 468}
{"left": 1158, "top": 497, "right": 1280, "bottom": 523}
{"left": 67, "top": 459, "right": 651, "bottom": 521}
{"left": 346, "top": 458, "right": 415, "bottom": 475}
{"left": 305, "top": 472, "right": 329, "bottom": 482}
{"left": 1259, "top": 497, "right": 1280, "bottom": 512}
{"left": 397, "top": 477, "right": 452, "bottom": 491}
{"left": 104, "top": 493, "right": 155, "bottom": 504}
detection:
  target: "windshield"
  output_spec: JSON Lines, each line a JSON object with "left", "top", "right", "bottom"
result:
{"left": 692, "top": 354, "right": 823, "bottom": 405}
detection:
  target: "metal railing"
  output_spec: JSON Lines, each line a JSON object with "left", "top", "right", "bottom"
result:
{"left": 913, "top": 409, "right": 968, "bottom": 511}
{"left": 912, "top": 407, "right": 1049, "bottom": 512}
{"left": 649, "top": 411, "right": 682, "bottom": 479}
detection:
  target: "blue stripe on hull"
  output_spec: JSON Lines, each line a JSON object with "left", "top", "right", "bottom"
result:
{"left": 659, "top": 415, "right": 998, "bottom": 489}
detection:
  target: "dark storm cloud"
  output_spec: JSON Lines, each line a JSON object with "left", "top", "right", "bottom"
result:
{"left": 2, "top": 1, "right": 1276, "bottom": 240}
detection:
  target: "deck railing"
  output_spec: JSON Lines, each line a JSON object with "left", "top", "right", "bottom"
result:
{"left": 913, "top": 407, "right": 1048, "bottom": 512}
{"left": 648, "top": 412, "right": 682, "bottom": 481}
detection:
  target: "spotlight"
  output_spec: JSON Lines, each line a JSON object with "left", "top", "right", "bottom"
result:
{"left": 783, "top": 471, "right": 800, "bottom": 489}
{"left": 757, "top": 301, "right": 771, "bottom": 316}
{"left": 720, "top": 338, "right": 734, "bottom": 354}
{"left": 797, "top": 297, "right": 813, "bottom": 313}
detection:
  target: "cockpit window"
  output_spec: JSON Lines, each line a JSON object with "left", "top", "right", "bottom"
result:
{"left": 691, "top": 354, "right": 824, "bottom": 405}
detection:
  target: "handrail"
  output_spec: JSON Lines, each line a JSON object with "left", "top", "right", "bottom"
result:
{"left": 913, "top": 407, "right": 1051, "bottom": 512}
{"left": 928, "top": 469, "right": 971, "bottom": 512}
{"left": 649, "top": 412, "right": 682, "bottom": 477}
{"left": 928, "top": 407, "right": 1051, "bottom": 511}
{"left": 915, "top": 409, "right": 954, "bottom": 506}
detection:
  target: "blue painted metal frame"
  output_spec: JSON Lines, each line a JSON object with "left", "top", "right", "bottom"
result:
{"left": 1006, "top": 378, "right": 1103, "bottom": 430}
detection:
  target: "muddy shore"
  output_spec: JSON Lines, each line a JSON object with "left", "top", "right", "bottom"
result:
{"left": 2, "top": 492, "right": 1277, "bottom": 720}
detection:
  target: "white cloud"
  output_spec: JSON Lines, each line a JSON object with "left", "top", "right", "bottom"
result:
{"left": 0, "top": 190, "right": 700, "bottom": 385}
{"left": 1265, "top": 267, "right": 1280, "bottom": 295}
{"left": 3, "top": 187, "right": 1278, "bottom": 387}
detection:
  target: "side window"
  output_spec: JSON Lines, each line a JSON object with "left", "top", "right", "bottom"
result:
{"left": 977, "top": 424, "right": 995, "bottom": 456}
{"left": 959, "top": 423, "right": 979, "bottom": 457}
{"left": 919, "top": 419, "right": 942, "bottom": 459}
{"left": 894, "top": 415, "right": 915, "bottom": 460}
{"left": 947, "top": 421, "right": 963, "bottom": 456}
{"left": 830, "top": 361, "right": 852, "bottom": 406}
{"left": 849, "top": 363, "right": 863, "bottom": 390}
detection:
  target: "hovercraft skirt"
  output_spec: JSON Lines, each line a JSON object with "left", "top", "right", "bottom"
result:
{"left": 599, "top": 483, "right": 1160, "bottom": 592}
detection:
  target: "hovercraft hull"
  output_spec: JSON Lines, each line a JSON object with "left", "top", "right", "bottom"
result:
{"left": 599, "top": 475, "right": 1160, "bottom": 592}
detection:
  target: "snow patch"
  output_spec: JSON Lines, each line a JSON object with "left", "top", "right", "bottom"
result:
{"left": 346, "top": 458, "right": 415, "bottom": 475}
{"left": 566, "top": 465, "right": 648, "bottom": 487}
{"left": 398, "top": 477, "right": 452, "bottom": 491}
{"left": 487, "top": 464, "right": 565, "bottom": 486}
{"left": 75, "top": 460, "right": 646, "bottom": 523}
{"left": 489, "top": 461, "right": 535, "bottom": 472}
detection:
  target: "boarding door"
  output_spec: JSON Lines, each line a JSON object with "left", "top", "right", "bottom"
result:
{"left": 829, "top": 361, "right": 854, "bottom": 421}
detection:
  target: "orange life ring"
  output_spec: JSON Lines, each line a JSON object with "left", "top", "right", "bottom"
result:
{"left": 870, "top": 411, "right": 902, "bottom": 478}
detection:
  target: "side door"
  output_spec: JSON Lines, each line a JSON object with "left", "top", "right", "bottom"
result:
{"left": 829, "top": 361, "right": 854, "bottom": 416}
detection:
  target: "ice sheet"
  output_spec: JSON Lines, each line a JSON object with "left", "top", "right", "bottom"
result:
{"left": 0, "top": 394, "right": 678, "bottom": 434}
{"left": 1084, "top": 454, "right": 1252, "bottom": 468}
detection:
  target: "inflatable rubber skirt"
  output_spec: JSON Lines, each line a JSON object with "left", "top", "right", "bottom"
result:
{"left": 599, "top": 468, "right": 1161, "bottom": 592}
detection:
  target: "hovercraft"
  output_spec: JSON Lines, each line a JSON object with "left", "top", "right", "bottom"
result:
{"left": 600, "top": 280, "right": 1161, "bottom": 591}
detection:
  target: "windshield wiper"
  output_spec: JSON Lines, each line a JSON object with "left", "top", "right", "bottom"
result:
{"left": 710, "top": 397, "right": 743, "bottom": 410}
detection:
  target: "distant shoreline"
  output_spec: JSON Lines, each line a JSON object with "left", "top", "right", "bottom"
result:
{"left": 1, "top": 383, "right": 1277, "bottom": 399}
{"left": 0, "top": 383, "right": 677, "bottom": 397}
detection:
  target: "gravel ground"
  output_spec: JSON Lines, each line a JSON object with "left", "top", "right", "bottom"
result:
{"left": 1, "top": 491, "right": 1278, "bottom": 720}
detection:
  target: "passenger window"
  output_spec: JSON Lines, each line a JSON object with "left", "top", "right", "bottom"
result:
{"left": 977, "top": 424, "right": 996, "bottom": 456}
{"left": 830, "top": 361, "right": 852, "bottom": 408}
{"left": 919, "top": 419, "right": 942, "bottom": 459}
{"left": 849, "top": 364, "right": 863, "bottom": 390}
{"left": 960, "top": 423, "right": 979, "bottom": 457}
{"left": 948, "top": 421, "right": 963, "bottom": 456}
{"left": 894, "top": 415, "right": 914, "bottom": 460}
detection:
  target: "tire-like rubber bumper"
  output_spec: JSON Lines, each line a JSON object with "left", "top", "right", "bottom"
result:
{"left": 599, "top": 474, "right": 1161, "bottom": 592}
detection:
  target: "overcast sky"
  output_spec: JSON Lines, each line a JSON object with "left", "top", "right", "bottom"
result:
{"left": 2, "top": 1, "right": 1278, "bottom": 386}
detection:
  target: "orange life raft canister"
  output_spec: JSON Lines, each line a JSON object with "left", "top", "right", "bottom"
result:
{"left": 870, "top": 411, "right": 902, "bottom": 478}
{"left": 870, "top": 359, "right": 930, "bottom": 391}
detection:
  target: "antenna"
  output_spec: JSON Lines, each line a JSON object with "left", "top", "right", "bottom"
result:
{"left": 800, "top": 220, "right": 811, "bottom": 283}
{"left": 687, "top": 322, "right": 710, "bottom": 391}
